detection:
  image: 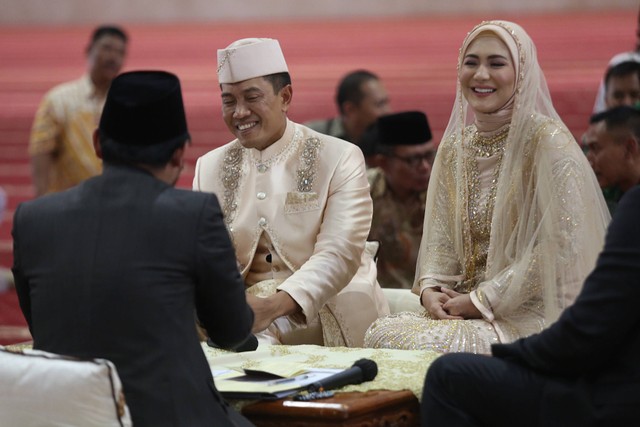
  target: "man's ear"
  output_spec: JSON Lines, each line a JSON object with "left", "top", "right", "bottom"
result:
{"left": 170, "top": 145, "right": 186, "bottom": 169}
{"left": 280, "top": 84, "right": 293, "bottom": 113}
{"left": 625, "top": 135, "right": 639, "bottom": 158}
{"left": 93, "top": 129, "right": 103, "bottom": 159}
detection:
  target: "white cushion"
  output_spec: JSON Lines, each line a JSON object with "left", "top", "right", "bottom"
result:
{"left": 0, "top": 346, "right": 132, "bottom": 427}
{"left": 382, "top": 288, "right": 424, "bottom": 314}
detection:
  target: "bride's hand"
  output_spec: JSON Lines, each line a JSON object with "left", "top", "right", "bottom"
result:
{"left": 421, "top": 288, "right": 463, "bottom": 320}
{"left": 440, "top": 288, "right": 482, "bottom": 319}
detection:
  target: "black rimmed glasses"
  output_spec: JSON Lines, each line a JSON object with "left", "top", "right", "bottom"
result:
{"left": 390, "top": 153, "right": 435, "bottom": 168}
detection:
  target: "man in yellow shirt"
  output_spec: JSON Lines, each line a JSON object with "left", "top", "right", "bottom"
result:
{"left": 29, "top": 25, "right": 128, "bottom": 196}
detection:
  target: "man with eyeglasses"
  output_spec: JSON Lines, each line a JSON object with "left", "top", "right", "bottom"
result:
{"left": 365, "top": 111, "right": 436, "bottom": 289}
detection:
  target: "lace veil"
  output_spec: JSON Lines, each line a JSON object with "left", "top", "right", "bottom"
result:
{"left": 413, "top": 21, "right": 610, "bottom": 337}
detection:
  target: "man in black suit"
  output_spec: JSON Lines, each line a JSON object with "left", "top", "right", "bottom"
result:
{"left": 421, "top": 184, "right": 640, "bottom": 426}
{"left": 12, "top": 71, "right": 255, "bottom": 427}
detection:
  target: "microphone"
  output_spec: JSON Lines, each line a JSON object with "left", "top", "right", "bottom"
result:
{"left": 306, "top": 358, "right": 378, "bottom": 392}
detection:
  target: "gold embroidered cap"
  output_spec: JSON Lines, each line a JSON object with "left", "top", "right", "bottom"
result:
{"left": 217, "top": 38, "right": 289, "bottom": 84}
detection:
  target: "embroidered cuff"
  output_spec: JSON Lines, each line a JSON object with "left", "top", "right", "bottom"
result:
{"left": 470, "top": 290, "right": 495, "bottom": 321}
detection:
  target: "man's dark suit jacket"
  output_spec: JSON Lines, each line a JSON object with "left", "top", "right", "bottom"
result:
{"left": 12, "top": 165, "right": 254, "bottom": 427}
{"left": 492, "top": 185, "right": 640, "bottom": 425}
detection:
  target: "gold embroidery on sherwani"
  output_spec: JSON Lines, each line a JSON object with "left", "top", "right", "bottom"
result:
{"left": 221, "top": 129, "right": 311, "bottom": 226}
{"left": 282, "top": 136, "right": 323, "bottom": 214}
{"left": 297, "top": 136, "right": 321, "bottom": 192}
{"left": 221, "top": 144, "right": 243, "bottom": 225}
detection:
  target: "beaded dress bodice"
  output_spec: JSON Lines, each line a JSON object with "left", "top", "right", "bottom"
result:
{"left": 459, "top": 124, "right": 509, "bottom": 292}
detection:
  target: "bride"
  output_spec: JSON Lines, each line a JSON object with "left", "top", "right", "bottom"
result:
{"left": 364, "top": 20, "right": 610, "bottom": 354}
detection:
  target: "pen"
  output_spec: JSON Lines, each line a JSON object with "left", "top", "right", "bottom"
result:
{"left": 268, "top": 374, "right": 309, "bottom": 386}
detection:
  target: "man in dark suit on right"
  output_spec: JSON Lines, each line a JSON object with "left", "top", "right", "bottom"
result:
{"left": 13, "top": 71, "right": 255, "bottom": 426}
{"left": 422, "top": 185, "right": 640, "bottom": 426}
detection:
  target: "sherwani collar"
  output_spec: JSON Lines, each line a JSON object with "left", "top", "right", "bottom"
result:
{"left": 247, "top": 119, "right": 295, "bottom": 163}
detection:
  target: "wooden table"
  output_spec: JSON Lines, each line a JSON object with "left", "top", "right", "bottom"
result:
{"left": 242, "top": 390, "right": 419, "bottom": 427}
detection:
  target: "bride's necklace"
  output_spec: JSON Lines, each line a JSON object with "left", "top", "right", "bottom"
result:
{"left": 465, "top": 125, "right": 509, "bottom": 230}
{"left": 468, "top": 125, "right": 510, "bottom": 157}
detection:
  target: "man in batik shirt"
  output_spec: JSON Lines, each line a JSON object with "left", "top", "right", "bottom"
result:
{"left": 29, "top": 25, "right": 127, "bottom": 196}
{"left": 366, "top": 111, "right": 435, "bottom": 289}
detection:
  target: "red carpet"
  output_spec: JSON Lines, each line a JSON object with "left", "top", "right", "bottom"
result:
{"left": 0, "top": 10, "right": 635, "bottom": 342}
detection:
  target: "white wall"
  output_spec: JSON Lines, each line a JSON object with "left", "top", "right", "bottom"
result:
{"left": 2, "top": 0, "right": 637, "bottom": 26}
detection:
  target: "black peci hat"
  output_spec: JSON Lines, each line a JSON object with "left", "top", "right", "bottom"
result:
{"left": 360, "top": 111, "right": 432, "bottom": 157}
{"left": 376, "top": 111, "right": 432, "bottom": 146}
{"left": 99, "top": 71, "right": 190, "bottom": 149}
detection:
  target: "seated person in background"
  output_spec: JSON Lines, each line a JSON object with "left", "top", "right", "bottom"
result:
{"left": 29, "top": 25, "right": 128, "bottom": 197}
{"left": 13, "top": 71, "right": 255, "bottom": 427}
{"left": 365, "top": 111, "right": 436, "bottom": 289}
{"left": 603, "top": 61, "right": 640, "bottom": 110}
{"left": 193, "top": 38, "right": 389, "bottom": 347}
{"left": 305, "top": 69, "right": 391, "bottom": 165}
{"left": 588, "top": 62, "right": 640, "bottom": 213}
{"left": 422, "top": 185, "right": 640, "bottom": 427}
{"left": 585, "top": 106, "right": 640, "bottom": 214}
{"left": 364, "top": 20, "right": 609, "bottom": 354}
{"left": 592, "top": 6, "right": 640, "bottom": 113}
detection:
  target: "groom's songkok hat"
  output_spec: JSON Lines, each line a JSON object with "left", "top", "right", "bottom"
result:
{"left": 217, "top": 38, "right": 289, "bottom": 84}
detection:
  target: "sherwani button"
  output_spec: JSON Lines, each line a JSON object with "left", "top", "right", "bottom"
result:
{"left": 258, "top": 217, "right": 267, "bottom": 226}
{"left": 257, "top": 192, "right": 266, "bottom": 200}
